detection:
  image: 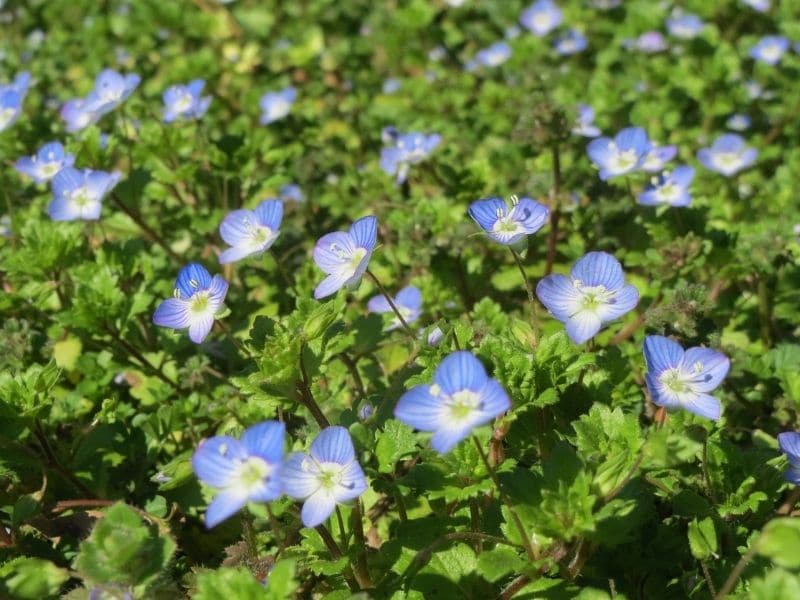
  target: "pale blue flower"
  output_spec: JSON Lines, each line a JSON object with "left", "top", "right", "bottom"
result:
{"left": 312, "top": 216, "right": 377, "bottom": 299}
{"left": 47, "top": 167, "right": 121, "bottom": 221}
{"left": 281, "top": 426, "right": 367, "bottom": 528}
{"left": 697, "top": 134, "right": 757, "bottom": 176}
{"left": 218, "top": 200, "right": 283, "bottom": 264}
{"left": 382, "top": 78, "right": 401, "bottom": 94}
{"left": 279, "top": 183, "right": 304, "bottom": 203}
{"left": 152, "top": 263, "right": 229, "bottom": 343}
{"left": 638, "top": 166, "right": 694, "bottom": 207}
{"left": 380, "top": 130, "right": 441, "bottom": 184}
{"left": 742, "top": 0, "right": 770, "bottom": 10}
{"left": 192, "top": 421, "right": 285, "bottom": 528}
{"left": 749, "top": 35, "right": 789, "bottom": 65}
{"left": 631, "top": 31, "right": 668, "bottom": 53}
{"left": 587, "top": 127, "right": 651, "bottom": 180}
{"left": 520, "top": 0, "right": 562, "bottom": 37}
{"left": 0, "top": 72, "right": 30, "bottom": 132}
{"left": 473, "top": 41, "right": 512, "bottom": 68}
{"left": 84, "top": 69, "right": 140, "bottom": 115}
{"left": 778, "top": 432, "right": 800, "bottom": 485}
{"left": 536, "top": 251, "right": 639, "bottom": 344}
{"left": 60, "top": 99, "right": 100, "bottom": 133}
{"left": 554, "top": 30, "right": 588, "bottom": 55}
{"left": 395, "top": 351, "right": 511, "bottom": 453}
{"left": 572, "top": 104, "right": 601, "bottom": 137}
{"left": 726, "top": 114, "right": 751, "bottom": 131}
{"left": 642, "top": 144, "right": 678, "bottom": 172}
{"left": 368, "top": 286, "right": 422, "bottom": 330}
{"left": 259, "top": 87, "right": 297, "bottom": 124}
{"left": 666, "top": 14, "right": 704, "bottom": 39}
{"left": 163, "top": 79, "right": 211, "bottom": 123}
{"left": 469, "top": 195, "right": 549, "bottom": 245}
{"left": 643, "top": 336, "right": 729, "bottom": 421}
{"left": 15, "top": 142, "right": 75, "bottom": 184}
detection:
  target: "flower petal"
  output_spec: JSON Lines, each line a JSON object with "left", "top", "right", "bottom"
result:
{"left": 597, "top": 284, "right": 639, "bottom": 322}
{"left": 681, "top": 347, "right": 730, "bottom": 392}
{"left": 778, "top": 432, "right": 800, "bottom": 466}
{"left": 332, "top": 461, "right": 368, "bottom": 503}
{"left": 313, "top": 232, "right": 356, "bottom": 273}
{"left": 301, "top": 491, "right": 337, "bottom": 527}
{"left": 314, "top": 274, "right": 346, "bottom": 299}
{"left": 192, "top": 436, "right": 247, "bottom": 487}
{"left": 430, "top": 423, "right": 472, "bottom": 454}
{"left": 684, "top": 393, "right": 721, "bottom": 421}
{"left": 469, "top": 197, "right": 506, "bottom": 232}
{"left": 310, "top": 426, "right": 356, "bottom": 464}
{"left": 241, "top": 421, "right": 285, "bottom": 463}
{"left": 643, "top": 335, "right": 684, "bottom": 375}
{"left": 565, "top": 310, "right": 602, "bottom": 344}
{"left": 282, "top": 452, "right": 321, "bottom": 499}
{"left": 152, "top": 298, "right": 191, "bottom": 329}
{"left": 536, "top": 274, "right": 582, "bottom": 321}
{"left": 570, "top": 251, "right": 624, "bottom": 289}
{"left": 394, "top": 387, "right": 444, "bottom": 432}
{"left": 434, "top": 351, "right": 489, "bottom": 395}
{"left": 205, "top": 490, "right": 248, "bottom": 529}
{"left": 188, "top": 312, "right": 214, "bottom": 343}
{"left": 175, "top": 263, "right": 213, "bottom": 298}
{"left": 396, "top": 286, "right": 423, "bottom": 311}
{"left": 367, "top": 293, "right": 392, "bottom": 314}
{"left": 349, "top": 215, "right": 378, "bottom": 251}
{"left": 219, "top": 209, "right": 258, "bottom": 247}
{"left": 478, "top": 379, "right": 511, "bottom": 420}
{"left": 254, "top": 199, "right": 284, "bottom": 231}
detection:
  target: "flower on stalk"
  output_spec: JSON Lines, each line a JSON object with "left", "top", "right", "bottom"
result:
{"left": 666, "top": 13, "right": 704, "bottom": 39}
{"left": 312, "top": 215, "right": 377, "bottom": 299}
{"left": 60, "top": 99, "right": 101, "bottom": 133}
{"left": 259, "top": 86, "right": 297, "bottom": 124}
{"left": 642, "top": 143, "right": 678, "bottom": 172}
{"left": 554, "top": 29, "right": 588, "bottom": 56}
{"left": 163, "top": 79, "right": 211, "bottom": 123}
{"left": 587, "top": 127, "right": 651, "bottom": 180}
{"left": 368, "top": 286, "right": 422, "bottom": 330}
{"left": 15, "top": 142, "right": 75, "bottom": 184}
{"left": 777, "top": 432, "right": 800, "bottom": 485}
{"left": 697, "top": 134, "right": 757, "bottom": 176}
{"left": 0, "top": 72, "right": 31, "bottom": 132}
{"left": 85, "top": 69, "right": 140, "bottom": 115}
{"left": 749, "top": 35, "right": 789, "bottom": 65}
{"left": 726, "top": 114, "right": 751, "bottom": 131}
{"left": 192, "top": 421, "right": 285, "bottom": 528}
{"left": 638, "top": 166, "right": 694, "bottom": 207}
{"left": 472, "top": 41, "right": 512, "bottom": 69}
{"left": 218, "top": 200, "right": 283, "bottom": 264}
{"left": 281, "top": 426, "right": 368, "bottom": 528}
{"left": 520, "top": 0, "right": 562, "bottom": 37}
{"left": 572, "top": 104, "right": 601, "bottom": 137}
{"left": 643, "top": 335, "right": 730, "bottom": 421}
{"left": 152, "top": 263, "right": 229, "bottom": 343}
{"left": 279, "top": 183, "right": 304, "bottom": 203}
{"left": 536, "top": 251, "right": 639, "bottom": 344}
{"left": 47, "top": 167, "right": 121, "bottom": 221}
{"left": 469, "top": 195, "right": 549, "bottom": 245}
{"left": 395, "top": 351, "right": 510, "bottom": 453}
{"left": 380, "top": 129, "right": 441, "bottom": 184}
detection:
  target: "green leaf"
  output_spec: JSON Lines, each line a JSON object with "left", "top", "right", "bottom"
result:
{"left": 0, "top": 557, "right": 69, "bottom": 599}
{"left": 758, "top": 518, "right": 800, "bottom": 569}
{"left": 476, "top": 547, "right": 525, "bottom": 582}
{"left": 688, "top": 517, "right": 718, "bottom": 560}
{"left": 195, "top": 567, "right": 268, "bottom": 599}
{"left": 375, "top": 420, "right": 418, "bottom": 473}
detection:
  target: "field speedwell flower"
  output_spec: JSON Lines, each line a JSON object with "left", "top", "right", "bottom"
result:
{"left": 643, "top": 335, "right": 730, "bottom": 420}
{"left": 312, "top": 215, "right": 377, "bottom": 299}
{"left": 380, "top": 129, "right": 441, "bottom": 184}
{"left": 152, "top": 263, "right": 229, "bottom": 343}
{"left": 697, "top": 134, "right": 757, "bottom": 176}
{"left": 163, "top": 79, "right": 211, "bottom": 122}
{"left": 749, "top": 35, "right": 789, "bottom": 65}
{"left": 0, "top": 71, "right": 30, "bottom": 132}
{"left": 587, "top": 127, "right": 651, "bottom": 180}
{"left": 368, "top": 285, "right": 422, "bottom": 330}
{"left": 520, "top": 0, "right": 562, "bottom": 36}
{"left": 47, "top": 167, "right": 121, "bottom": 221}
{"left": 192, "top": 421, "right": 285, "bottom": 528}
{"left": 15, "top": 142, "right": 75, "bottom": 184}
{"left": 395, "top": 351, "right": 511, "bottom": 453}
{"left": 218, "top": 199, "right": 283, "bottom": 264}
{"left": 777, "top": 432, "right": 800, "bottom": 485}
{"left": 259, "top": 86, "right": 297, "bottom": 124}
{"left": 638, "top": 166, "right": 694, "bottom": 207}
{"left": 469, "top": 195, "right": 549, "bottom": 245}
{"left": 281, "top": 426, "right": 368, "bottom": 528}
{"left": 536, "top": 251, "right": 639, "bottom": 343}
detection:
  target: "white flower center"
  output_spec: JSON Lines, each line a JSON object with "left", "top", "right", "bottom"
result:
{"left": 70, "top": 186, "right": 93, "bottom": 207}
{"left": 235, "top": 456, "right": 272, "bottom": 493}
{"left": 0, "top": 107, "right": 16, "bottom": 129}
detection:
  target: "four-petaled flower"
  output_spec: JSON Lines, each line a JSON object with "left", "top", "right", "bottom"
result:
{"left": 572, "top": 104, "right": 601, "bottom": 138}
{"left": 152, "top": 263, "right": 229, "bottom": 343}
{"left": 638, "top": 165, "right": 694, "bottom": 207}
{"left": 395, "top": 351, "right": 511, "bottom": 453}
{"left": 259, "top": 87, "right": 297, "bottom": 124}
{"left": 536, "top": 251, "right": 639, "bottom": 343}
{"left": 642, "top": 143, "right": 678, "bottom": 172}
{"left": 520, "top": 0, "right": 562, "bottom": 37}
{"left": 47, "top": 167, "right": 121, "bottom": 221}
{"left": 85, "top": 69, "right": 141, "bottom": 115}
{"left": 218, "top": 200, "right": 283, "bottom": 264}
{"left": 666, "top": 13, "right": 705, "bottom": 39}
{"left": 312, "top": 215, "right": 377, "bottom": 299}
{"left": 380, "top": 129, "right": 441, "bottom": 184}
{"left": 0, "top": 72, "right": 30, "bottom": 132}
{"left": 777, "top": 432, "right": 800, "bottom": 485}
{"left": 192, "top": 421, "right": 286, "bottom": 528}
{"left": 643, "top": 335, "right": 730, "bottom": 421}
{"left": 473, "top": 41, "right": 512, "bottom": 69}
{"left": 697, "top": 134, "right": 757, "bottom": 176}
{"left": 281, "top": 426, "right": 368, "bottom": 528}
{"left": 15, "top": 142, "right": 75, "bottom": 184}
{"left": 587, "top": 127, "right": 652, "bottom": 180}
{"left": 163, "top": 79, "right": 211, "bottom": 123}
{"left": 554, "top": 29, "right": 588, "bottom": 56}
{"left": 469, "top": 195, "right": 550, "bottom": 245}
{"left": 368, "top": 285, "right": 423, "bottom": 330}
{"left": 749, "top": 35, "right": 789, "bottom": 66}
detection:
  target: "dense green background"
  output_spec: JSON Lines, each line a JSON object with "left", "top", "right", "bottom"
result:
{"left": 2, "top": 0, "right": 800, "bottom": 598}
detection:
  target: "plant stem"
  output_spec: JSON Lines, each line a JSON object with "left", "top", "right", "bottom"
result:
{"left": 509, "top": 247, "right": 536, "bottom": 309}
{"left": 544, "top": 143, "right": 561, "bottom": 276}
{"left": 472, "top": 436, "right": 537, "bottom": 561}
{"left": 110, "top": 193, "right": 181, "bottom": 262}
{"left": 365, "top": 270, "right": 417, "bottom": 342}
{"left": 702, "top": 430, "right": 719, "bottom": 505}
{"left": 715, "top": 543, "right": 757, "bottom": 599}
{"left": 351, "top": 500, "right": 372, "bottom": 589}
{"left": 298, "top": 345, "right": 330, "bottom": 428}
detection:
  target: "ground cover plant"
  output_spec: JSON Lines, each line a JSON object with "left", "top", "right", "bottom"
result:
{"left": 2, "top": 0, "right": 800, "bottom": 598}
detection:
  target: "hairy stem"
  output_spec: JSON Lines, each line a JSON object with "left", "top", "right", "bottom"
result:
{"left": 366, "top": 269, "right": 417, "bottom": 342}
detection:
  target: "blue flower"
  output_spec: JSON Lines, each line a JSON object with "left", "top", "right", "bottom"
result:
{"left": 749, "top": 35, "right": 789, "bottom": 65}
{"left": 84, "top": 69, "right": 140, "bottom": 115}
{"left": 368, "top": 285, "right": 423, "bottom": 330}
{"left": 281, "top": 426, "right": 368, "bottom": 528}
{"left": 572, "top": 104, "right": 601, "bottom": 137}
{"left": 279, "top": 183, "right": 304, "bottom": 203}
{"left": 259, "top": 87, "right": 297, "bottom": 124}
{"left": 520, "top": 0, "right": 562, "bottom": 37}
{"left": 554, "top": 29, "right": 588, "bottom": 56}
{"left": 394, "top": 351, "right": 511, "bottom": 454}
{"left": 697, "top": 134, "right": 757, "bottom": 176}
{"left": 380, "top": 130, "right": 441, "bottom": 184}
{"left": 47, "top": 167, "right": 121, "bottom": 221}
{"left": 192, "top": 421, "right": 286, "bottom": 528}
{"left": 473, "top": 41, "right": 512, "bottom": 68}
{"left": 0, "top": 72, "right": 30, "bottom": 132}
{"left": 536, "top": 251, "right": 639, "bottom": 344}
{"left": 742, "top": 0, "right": 770, "bottom": 11}
{"left": 666, "top": 13, "right": 705, "bottom": 39}
{"left": 586, "top": 127, "right": 651, "bottom": 180}
{"left": 642, "top": 143, "right": 678, "bottom": 172}
{"left": 643, "top": 336, "right": 730, "bottom": 421}
{"left": 778, "top": 432, "right": 800, "bottom": 485}
{"left": 631, "top": 31, "right": 668, "bottom": 53}
{"left": 152, "top": 263, "right": 229, "bottom": 343}
{"left": 638, "top": 166, "right": 694, "bottom": 207}
{"left": 162, "top": 79, "right": 211, "bottom": 123}
{"left": 726, "top": 114, "right": 751, "bottom": 131}
{"left": 218, "top": 200, "right": 283, "bottom": 264}
{"left": 60, "top": 99, "right": 100, "bottom": 133}
{"left": 382, "top": 78, "right": 401, "bottom": 94}
{"left": 591, "top": 0, "right": 622, "bottom": 8}
{"left": 427, "top": 326, "right": 445, "bottom": 346}
{"left": 15, "top": 142, "right": 75, "bottom": 184}
{"left": 469, "top": 195, "right": 549, "bottom": 245}
{"left": 312, "top": 215, "right": 377, "bottom": 299}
